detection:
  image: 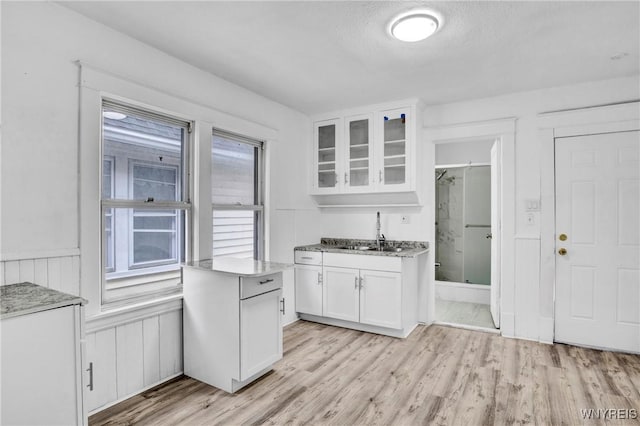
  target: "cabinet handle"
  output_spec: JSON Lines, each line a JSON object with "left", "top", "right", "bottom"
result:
{"left": 86, "top": 362, "right": 94, "bottom": 391}
{"left": 379, "top": 170, "right": 382, "bottom": 183}
{"left": 280, "top": 298, "right": 286, "bottom": 315}
{"left": 354, "top": 276, "right": 358, "bottom": 289}
{"left": 318, "top": 272, "right": 322, "bottom": 285}
{"left": 259, "top": 278, "right": 274, "bottom": 285}
{"left": 345, "top": 172, "right": 348, "bottom": 184}
{"left": 359, "top": 276, "right": 364, "bottom": 289}
{"left": 301, "top": 256, "right": 313, "bottom": 260}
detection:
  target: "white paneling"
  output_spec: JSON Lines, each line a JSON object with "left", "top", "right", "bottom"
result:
{"left": 142, "top": 317, "right": 161, "bottom": 387}
{"left": 34, "top": 258, "right": 48, "bottom": 286}
{"left": 18, "top": 259, "right": 35, "bottom": 283}
{"left": 570, "top": 266, "right": 595, "bottom": 319}
{"left": 5, "top": 261, "right": 20, "bottom": 284}
{"left": 617, "top": 269, "right": 640, "bottom": 325}
{"left": 159, "top": 310, "right": 183, "bottom": 378}
{"left": 59, "top": 256, "right": 75, "bottom": 295}
{"left": 85, "top": 328, "right": 117, "bottom": 413}
{"left": 514, "top": 238, "right": 540, "bottom": 340}
{"left": 47, "top": 258, "right": 62, "bottom": 291}
{"left": 116, "top": 322, "right": 145, "bottom": 398}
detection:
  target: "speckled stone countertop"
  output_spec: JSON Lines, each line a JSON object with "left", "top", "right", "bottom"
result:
{"left": 1, "top": 282, "right": 87, "bottom": 320}
{"left": 184, "top": 258, "right": 292, "bottom": 277}
{"left": 295, "top": 237, "right": 429, "bottom": 258}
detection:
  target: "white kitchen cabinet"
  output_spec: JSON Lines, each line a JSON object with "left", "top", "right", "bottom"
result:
{"left": 345, "top": 113, "right": 374, "bottom": 192}
{"left": 294, "top": 250, "right": 422, "bottom": 338}
{"left": 376, "top": 107, "right": 412, "bottom": 192}
{"left": 1, "top": 284, "right": 86, "bottom": 426}
{"left": 240, "top": 288, "right": 283, "bottom": 380}
{"left": 183, "top": 259, "right": 290, "bottom": 393}
{"left": 294, "top": 264, "right": 323, "bottom": 316}
{"left": 359, "top": 269, "right": 402, "bottom": 329}
{"left": 313, "top": 118, "right": 342, "bottom": 193}
{"left": 323, "top": 266, "right": 360, "bottom": 322}
{"left": 310, "top": 100, "right": 421, "bottom": 203}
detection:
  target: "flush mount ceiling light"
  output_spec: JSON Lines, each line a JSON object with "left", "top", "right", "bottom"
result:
{"left": 103, "top": 111, "right": 127, "bottom": 120}
{"left": 390, "top": 12, "right": 439, "bottom": 42}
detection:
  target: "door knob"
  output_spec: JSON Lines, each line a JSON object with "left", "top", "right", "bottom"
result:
{"left": 558, "top": 248, "right": 567, "bottom": 255}
{"left": 485, "top": 233, "right": 492, "bottom": 239}
{"left": 559, "top": 233, "right": 568, "bottom": 241}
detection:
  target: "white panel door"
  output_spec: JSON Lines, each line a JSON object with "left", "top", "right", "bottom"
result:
{"left": 359, "top": 269, "right": 402, "bottom": 329}
{"left": 555, "top": 131, "right": 640, "bottom": 353}
{"left": 294, "top": 264, "right": 323, "bottom": 316}
{"left": 240, "top": 289, "right": 283, "bottom": 380}
{"left": 322, "top": 266, "right": 359, "bottom": 322}
{"left": 490, "top": 141, "right": 501, "bottom": 328}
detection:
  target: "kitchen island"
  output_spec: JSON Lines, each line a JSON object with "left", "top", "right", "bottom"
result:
{"left": 182, "top": 259, "right": 291, "bottom": 393}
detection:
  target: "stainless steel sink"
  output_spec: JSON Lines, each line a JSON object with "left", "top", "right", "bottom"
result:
{"left": 337, "top": 245, "right": 376, "bottom": 251}
{"left": 382, "top": 247, "right": 404, "bottom": 252}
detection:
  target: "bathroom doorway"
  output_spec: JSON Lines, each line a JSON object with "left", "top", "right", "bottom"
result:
{"left": 434, "top": 140, "right": 499, "bottom": 331}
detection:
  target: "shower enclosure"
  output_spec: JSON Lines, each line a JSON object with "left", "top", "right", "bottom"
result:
{"left": 435, "top": 165, "right": 491, "bottom": 285}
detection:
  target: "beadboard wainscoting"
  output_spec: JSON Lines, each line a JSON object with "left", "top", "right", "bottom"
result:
{"left": 1, "top": 253, "right": 184, "bottom": 415}
{"left": 0, "top": 254, "right": 81, "bottom": 296}
{"left": 85, "top": 308, "right": 183, "bottom": 414}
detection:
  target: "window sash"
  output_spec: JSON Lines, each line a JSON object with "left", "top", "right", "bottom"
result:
{"left": 100, "top": 99, "right": 191, "bottom": 306}
{"left": 211, "top": 129, "right": 264, "bottom": 260}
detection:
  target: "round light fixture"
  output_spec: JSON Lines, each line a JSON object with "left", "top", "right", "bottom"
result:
{"left": 390, "top": 12, "right": 439, "bottom": 42}
{"left": 103, "top": 111, "right": 127, "bottom": 120}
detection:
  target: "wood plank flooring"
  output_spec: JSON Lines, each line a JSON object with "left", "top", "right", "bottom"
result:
{"left": 90, "top": 321, "right": 640, "bottom": 426}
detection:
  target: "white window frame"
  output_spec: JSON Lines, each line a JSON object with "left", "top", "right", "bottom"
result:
{"left": 100, "top": 100, "right": 192, "bottom": 307}
{"left": 103, "top": 156, "right": 116, "bottom": 273}
{"left": 211, "top": 129, "right": 265, "bottom": 260}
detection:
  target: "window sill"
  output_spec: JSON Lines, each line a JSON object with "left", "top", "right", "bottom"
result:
{"left": 85, "top": 293, "right": 183, "bottom": 334}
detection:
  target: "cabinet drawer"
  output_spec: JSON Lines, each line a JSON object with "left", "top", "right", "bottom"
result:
{"left": 294, "top": 250, "right": 322, "bottom": 265}
{"left": 240, "top": 273, "right": 282, "bottom": 299}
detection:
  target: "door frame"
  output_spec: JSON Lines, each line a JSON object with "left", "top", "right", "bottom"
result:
{"left": 426, "top": 118, "right": 516, "bottom": 334}
{"left": 538, "top": 101, "right": 640, "bottom": 344}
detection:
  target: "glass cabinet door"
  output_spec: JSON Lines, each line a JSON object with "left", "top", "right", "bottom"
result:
{"left": 382, "top": 110, "right": 408, "bottom": 186}
{"left": 316, "top": 121, "right": 338, "bottom": 189}
{"left": 346, "top": 115, "right": 372, "bottom": 189}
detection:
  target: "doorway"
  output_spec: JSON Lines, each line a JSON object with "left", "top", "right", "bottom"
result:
{"left": 433, "top": 140, "right": 500, "bottom": 331}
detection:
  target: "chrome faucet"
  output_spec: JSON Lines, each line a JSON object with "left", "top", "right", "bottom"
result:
{"left": 376, "top": 211, "right": 385, "bottom": 250}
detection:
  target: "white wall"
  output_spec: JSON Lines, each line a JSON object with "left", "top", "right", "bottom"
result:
{"left": 1, "top": 1, "right": 314, "bottom": 413}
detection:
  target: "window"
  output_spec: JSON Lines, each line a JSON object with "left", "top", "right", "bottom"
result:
{"left": 101, "top": 100, "right": 191, "bottom": 305}
{"left": 211, "top": 129, "right": 264, "bottom": 259}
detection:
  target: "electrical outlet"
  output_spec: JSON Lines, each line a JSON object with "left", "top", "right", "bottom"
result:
{"left": 401, "top": 215, "right": 410, "bottom": 224}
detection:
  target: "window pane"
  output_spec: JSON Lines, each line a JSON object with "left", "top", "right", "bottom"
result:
{"left": 212, "top": 210, "right": 256, "bottom": 258}
{"left": 104, "top": 208, "right": 114, "bottom": 271}
{"left": 212, "top": 135, "right": 256, "bottom": 205}
{"left": 132, "top": 164, "right": 178, "bottom": 201}
{"left": 103, "top": 159, "right": 113, "bottom": 199}
{"left": 102, "top": 110, "right": 184, "bottom": 201}
{"left": 133, "top": 232, "right": 175, "bottom": 264}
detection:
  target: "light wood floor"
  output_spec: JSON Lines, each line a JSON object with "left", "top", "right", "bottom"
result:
{"left": 90, "top": 321, "right": 640, "bottom": 426}
{"left": 435, "top": 299, "right": 496, "bottom": 330}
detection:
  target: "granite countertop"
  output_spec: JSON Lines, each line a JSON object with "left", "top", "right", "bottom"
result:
{"left": 183, "top": 258, "right": 293, "bottom": 277}
{"left": 295, "top": 237, "right": 429, "bottom": 258}
{"left": 1, "top": 282, "right": 87, "bottom": 320}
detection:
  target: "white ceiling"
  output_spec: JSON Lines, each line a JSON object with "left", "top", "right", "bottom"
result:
{"left": 59, "top": 1, "right": 640, "bottom": 115}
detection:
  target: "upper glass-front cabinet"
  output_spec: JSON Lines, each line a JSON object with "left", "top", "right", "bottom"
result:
{"left": 379, "top": 107, "right": 410, "bottom": 190}
{"left": 314, "top": 119, "right": 341, "bottom": 192}
{"left": 345, "top": 114, "right": 373, "bottom": 191}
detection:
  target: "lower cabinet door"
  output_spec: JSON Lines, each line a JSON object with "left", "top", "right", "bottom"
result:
{"left": 359, "top": 269, "right": 402, "bottom": 329}
{"left": 295, "top": 264, "right": 323, "bottom": 316}
{"left": 240, "top": 289, "right": 283, "bottom": 381}
{"left": 323, "top": 266, "right": 359, "bottom": 322}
